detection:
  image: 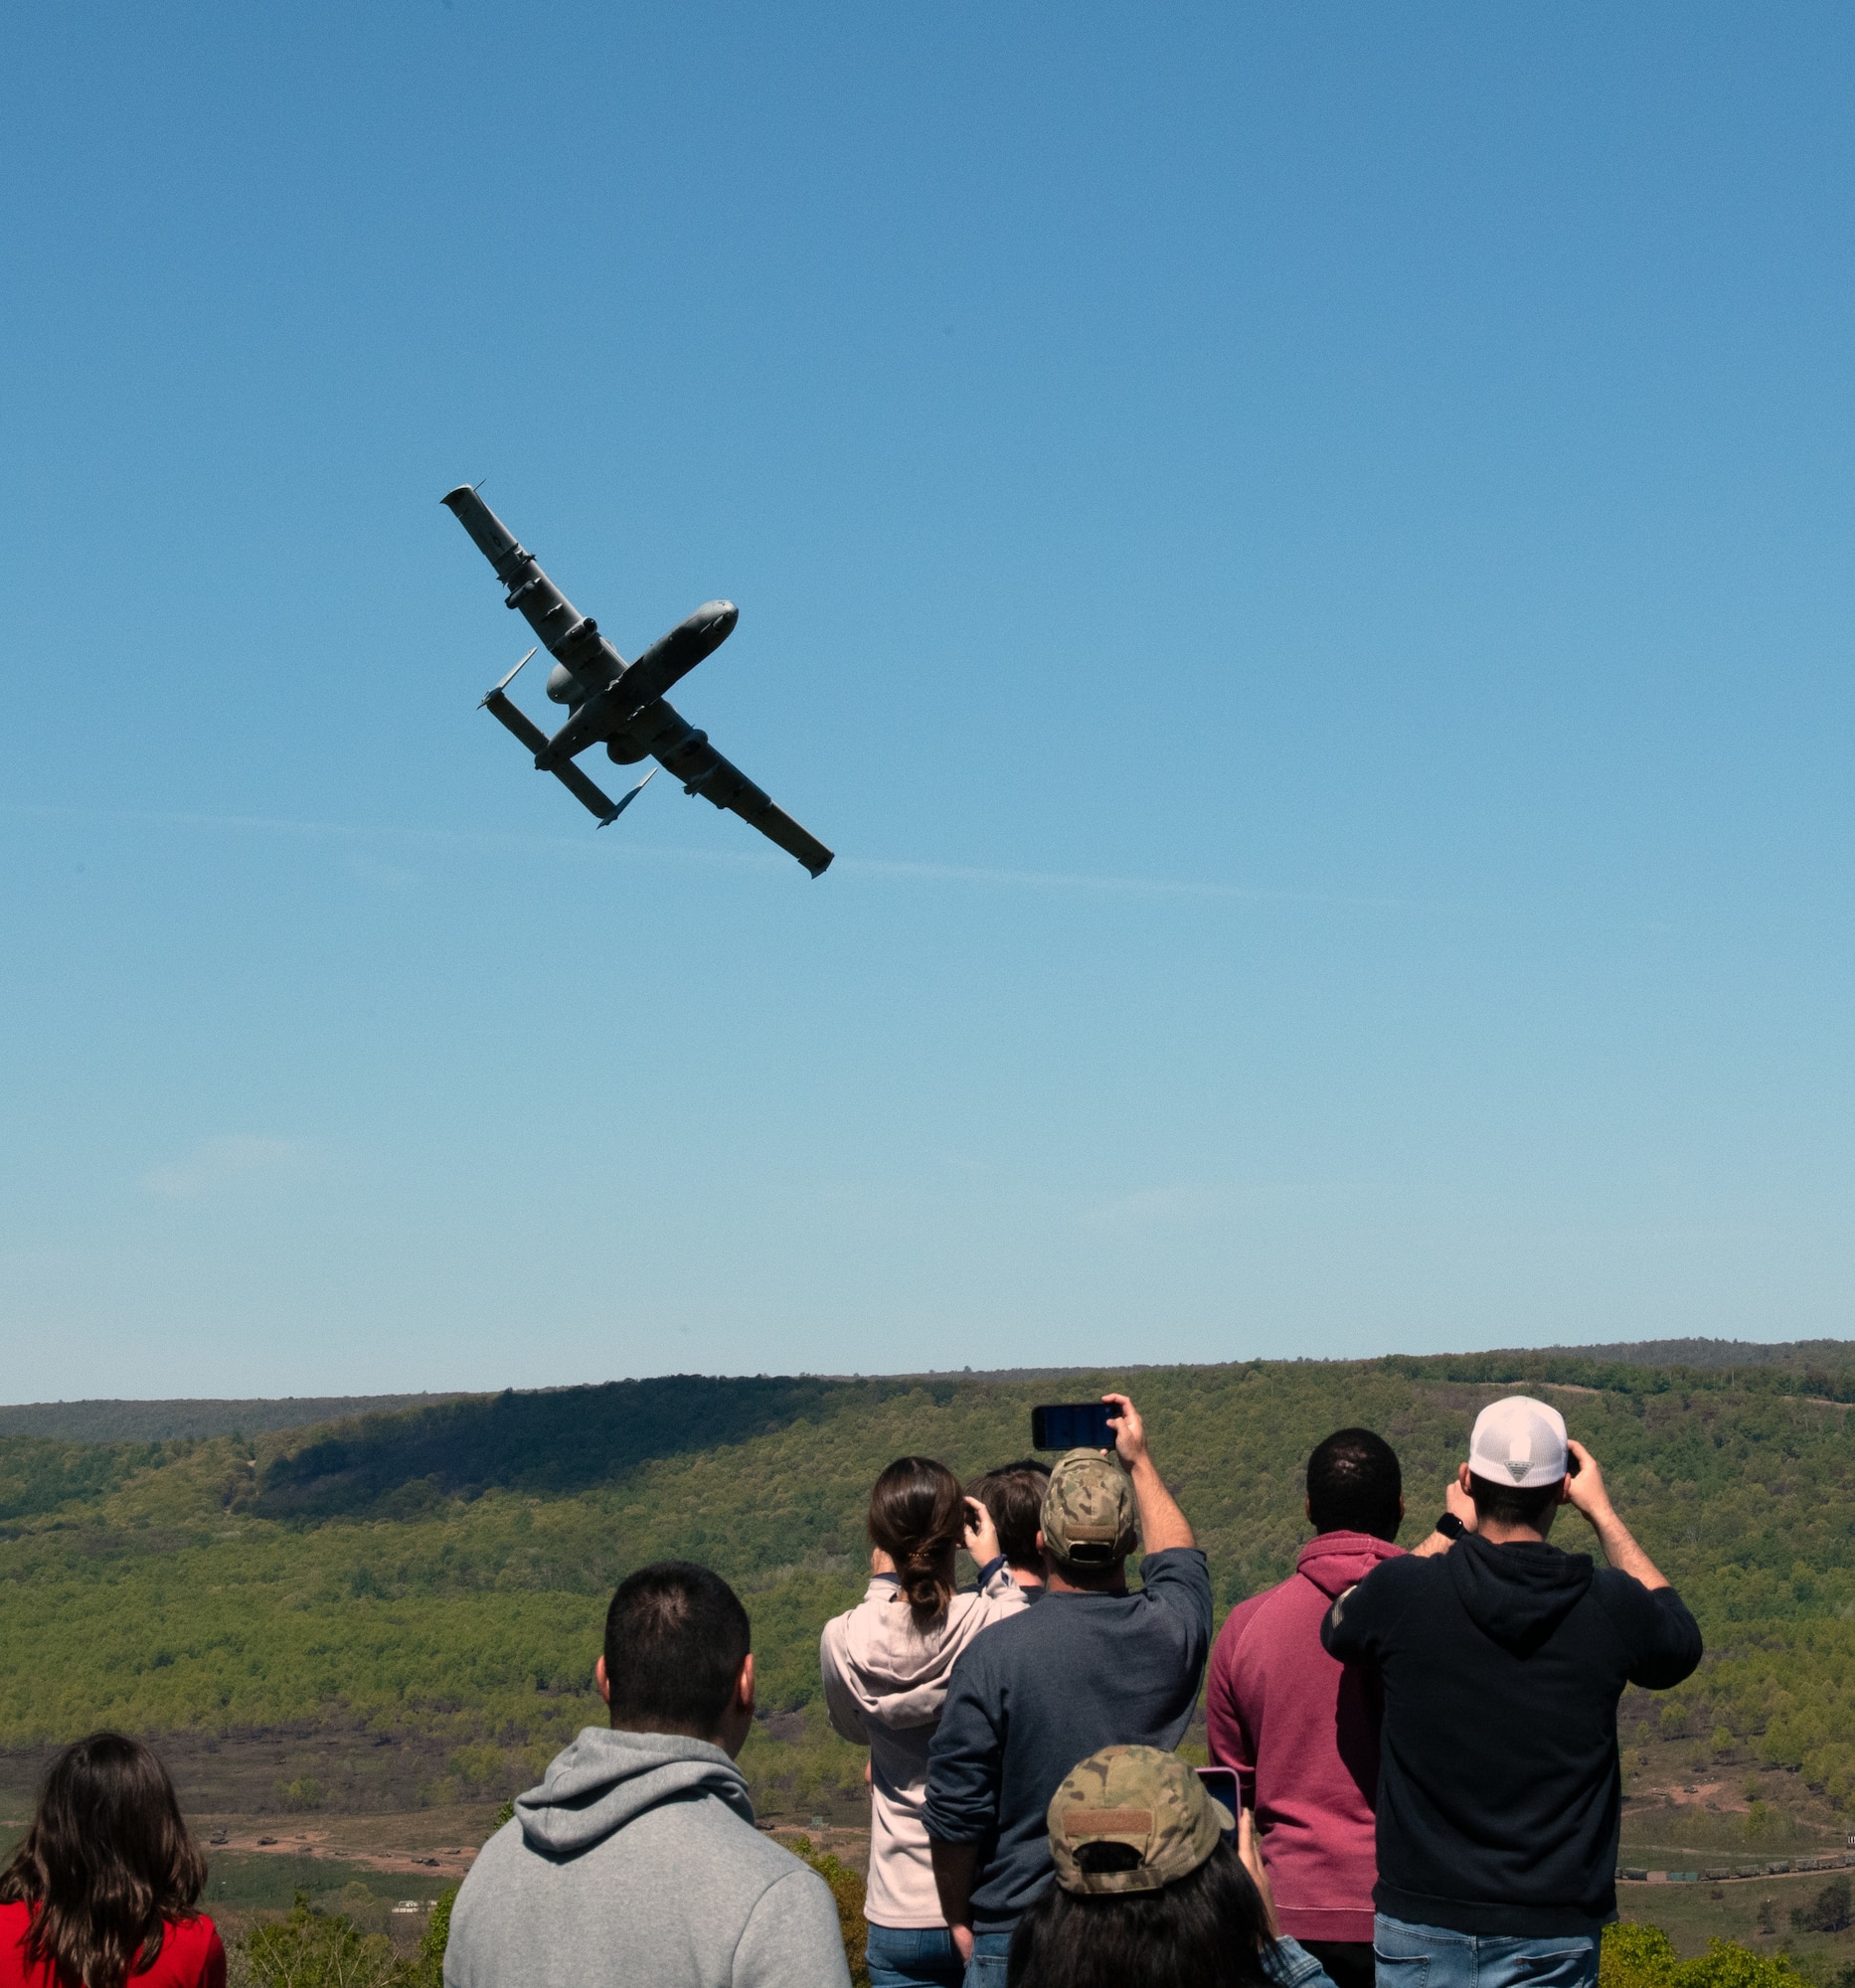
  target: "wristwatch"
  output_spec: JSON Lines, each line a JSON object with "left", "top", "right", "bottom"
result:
{"left": 1434, "top": 1511, "right": 1467, "bottom": 1542}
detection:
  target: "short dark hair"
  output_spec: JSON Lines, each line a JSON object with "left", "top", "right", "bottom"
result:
{"left": 1305, "top": 1428, "right": 1403, "bottom": 1540}
{"left": 1006, "top": 1837, "right": 1275, "bottom": 1988}
{"left": 1466, "top": 1472, "right": 1562, "bottom": 1531}
{"left": 973, "top": 1459, "right": 1051, "bottom": 1571}
{"left": 603, "top": 1563, "right": 751, "bottom": 1737}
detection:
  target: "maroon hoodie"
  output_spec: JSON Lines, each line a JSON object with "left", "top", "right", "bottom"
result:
{"left": 1206, "top": 1531, "right": 1404, "bottom": 1942}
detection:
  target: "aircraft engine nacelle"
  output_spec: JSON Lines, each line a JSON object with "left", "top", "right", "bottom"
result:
{"left": 546, "top": 661, "right": 593, "bottom": 706}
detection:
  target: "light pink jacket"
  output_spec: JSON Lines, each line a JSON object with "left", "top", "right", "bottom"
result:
{"left": 820, "top": 1568, "right": 1025, "bottom": 1927}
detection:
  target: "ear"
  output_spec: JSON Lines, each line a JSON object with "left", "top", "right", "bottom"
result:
{"left": 1303, "top": 1498, "right": 1313, "bottom": 1524}
{"left": 737, "top": 1651, "right": 756, "bottom": 1715}
{"left": 1035, "top": 1529, "right": 1046, "bottom": 1558}
{"left": 595, "top": 1654, "right": 611, "bottom": 1706}
{"left": 1456, "top": 1462, "right": 1474, "bottom": 1495}
{"left": 1398, "top": 1495, "right": 1406, "bottom": 1519}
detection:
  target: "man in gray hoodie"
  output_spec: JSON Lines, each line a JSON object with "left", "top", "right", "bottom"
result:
{"left": 444, "top": 1562, "right": 851, "bottom": 1988}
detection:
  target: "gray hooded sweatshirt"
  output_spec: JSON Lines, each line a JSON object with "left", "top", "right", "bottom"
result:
{"left": 443, "top": 1728, "right": 851, "bottom": 1988}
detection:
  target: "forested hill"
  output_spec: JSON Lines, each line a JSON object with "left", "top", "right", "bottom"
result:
{"left": 148, "top": 1337, "right": 1855, "bottom": 1522}
{"left": 0, "top": 1394, "right": 466, "bottom": 1442}
{"left": 2, "top": 1344, "right": 1854, "bottom": 1826}
{"left": 1, "top": 1337, "right": 1844, "bottom": 1449}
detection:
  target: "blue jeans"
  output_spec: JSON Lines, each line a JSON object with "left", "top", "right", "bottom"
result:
{"left": 961, "top": 1928, "right": 1015, "bottom": 1988}
{"left": 866, "top": 1923, "right": 965, "bottom": 1988}
{"left": 1374, "top": 1914, "right": 1601, "bottom": 1988}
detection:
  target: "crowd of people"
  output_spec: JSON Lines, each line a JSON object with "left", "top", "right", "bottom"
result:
{"left": 442, "top": 1388, "right": 1702, "bottom": 1988}
{"left": 0, "top": 1392, "right": 1702, "bottom": 1988}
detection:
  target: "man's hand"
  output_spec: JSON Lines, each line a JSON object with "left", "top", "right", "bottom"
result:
{"left": 1102, "top": 1393, "right": 1148, "bottom": 1467}
{"left": 1562, "top": 1440, "right": 1614, "bottom": 1524}
{"left": 1411, "top": 1472, "right": 1480, "bottom": 1557}
{"left": 930, "top": 1842, "right": 978, "bottom": 1963}
{"left": 1559, "top": 1440, "right": 1671, "bottom": 1591}
{"left": 963, "top": 1496, "right": 1001, "bottom": 1568}
{"left": 1238, "top": 1807, "right": 1279, "bottom": 1940}
{"left": 1101, "top": 1394, "right": 1195, "bottom": 1555}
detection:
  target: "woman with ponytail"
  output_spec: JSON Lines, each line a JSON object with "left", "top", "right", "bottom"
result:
{"left": 0, "top": 1733, "right": 225, "bottom": 1988}
{"left": 821, "top": 1457, "right": 1026, "bottom": 1987}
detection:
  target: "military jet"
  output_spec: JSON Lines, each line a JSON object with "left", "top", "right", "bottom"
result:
{"left": 441, "top": 485, "right": 833, "bottom": 877}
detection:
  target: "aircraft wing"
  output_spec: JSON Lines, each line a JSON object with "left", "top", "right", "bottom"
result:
{"left": 633, "top": 700, "right": 834, "bottom": 877}
{"left": 707, "top": 761, "right": 835, "bottom": 878}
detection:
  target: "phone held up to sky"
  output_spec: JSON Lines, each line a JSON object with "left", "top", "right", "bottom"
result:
{"left": 1030, "top": 1402, "right": 1116, "bottom": 1452}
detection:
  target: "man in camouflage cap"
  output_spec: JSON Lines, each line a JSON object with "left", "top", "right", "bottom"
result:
{"left": 925, "top": 1394, "right": 1211, "bottom": 1987}
{"left": 1039, "top": 1447, "right": 1141, "bottom": 1570}
{"left": 1046, "top": 1745, "right": 1230, "bottom": 1895}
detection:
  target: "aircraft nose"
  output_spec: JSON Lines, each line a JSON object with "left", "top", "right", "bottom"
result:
{"left": 705, "top": 600, "right": 739, "bottom": 639}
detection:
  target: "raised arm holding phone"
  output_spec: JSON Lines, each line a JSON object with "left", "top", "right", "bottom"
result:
{"left": 924, "top": 1393, "right": 1212, "bottom": 1984}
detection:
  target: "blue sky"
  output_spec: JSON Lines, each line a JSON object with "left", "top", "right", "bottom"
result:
{"left": 3, "top": 5, "right": 1851, "bottom": 1398}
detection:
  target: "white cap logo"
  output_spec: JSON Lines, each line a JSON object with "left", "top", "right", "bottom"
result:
{"left": 1467, "top": 1396, "right": 1569, "bottom": 1491}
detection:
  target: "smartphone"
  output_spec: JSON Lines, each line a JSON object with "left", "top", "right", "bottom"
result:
{"left": 1196, "top": 1767, "right": 1241, "bottom": 1842}
{"left": 1030, "top": 1403, "right": 1116, "bottom": 1451}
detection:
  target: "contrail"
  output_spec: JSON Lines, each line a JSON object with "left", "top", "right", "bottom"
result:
{"left": 5, "top": 799, "right": 1426, "bottom": 912}
{"left": 838, "top": 854, "right": 1421, "bottom": 911}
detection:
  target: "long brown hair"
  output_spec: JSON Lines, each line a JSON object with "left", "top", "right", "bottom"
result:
{"left": 868, "top": 1456, "right": 966, "bottom": 1623}
{"left": 0, "top": 1733, "right": 207, "bottom": 1988}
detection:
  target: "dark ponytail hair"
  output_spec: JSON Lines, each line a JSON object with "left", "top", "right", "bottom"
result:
{"left": 868, "top": 1456, "right": 966, "bottom": 1623}
{"left": 0, "top": 1732, "right": 206, "bottom": 1988}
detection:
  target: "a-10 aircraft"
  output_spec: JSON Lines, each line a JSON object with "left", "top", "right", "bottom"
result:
{"left": 441, "top": 485, "right": 833, "bottom": 877}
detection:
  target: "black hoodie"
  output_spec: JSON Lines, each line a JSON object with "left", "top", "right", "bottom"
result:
{"left": 1321, "top": 1535, "right": 1701, "bottom": 1935}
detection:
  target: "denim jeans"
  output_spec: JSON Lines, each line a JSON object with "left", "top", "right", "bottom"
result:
{"left": 960, "top": 1927, "right": 1015, "bottom": 1988}
{"left": 1374, "top": 1913, "right": 1601, "bottom": 1988}
{"left": 865, "top": 1923, "right": 965, "bottom": 1988}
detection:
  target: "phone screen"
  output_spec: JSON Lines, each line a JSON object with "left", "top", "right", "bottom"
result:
{"left": 1196, "top": 1766, "right": 1240, "bottom": 1842}
{"left": 1030, "top": 1403, "right": 1115, "bottom": 1451}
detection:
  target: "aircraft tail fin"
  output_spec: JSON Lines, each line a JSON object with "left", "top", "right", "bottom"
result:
{"left": 550, "top": 757, "right": 627, "bottom": 827}
{"left": 481, "top": 687, "right": 549, "bottom": 757}
{"left": 482, "top": 671, "right": 631, "bottom": 827}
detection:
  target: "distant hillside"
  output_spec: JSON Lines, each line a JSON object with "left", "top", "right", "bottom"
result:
{"left": 7, "top": 1337, "right": 1844, "bottom": 1451}
{"left": 915, "top": 1339, "right": 1855, "bottom": 1381}
{"left": 244, "top": 1341, "right": 1855, "bottom": 1521}
{"left": 1511, "top": 1338, "right": 1855, "bottom": 1373}
{"left": 253, "top": 1375, "right": 865, "bottom": 1517}
{"left": 5, "top": 1338, "right": 1855, "bottom": 1839}
{"left": 0, "top": 1395, "right": 471, "bottom": 1442}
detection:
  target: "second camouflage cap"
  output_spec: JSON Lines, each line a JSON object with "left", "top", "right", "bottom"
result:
{"left": 1047, "top": 1745, "right": 1231, "bottom": 1895}
{"left": 1040, "top": 1448, "right": 1139, "bottom": 1566}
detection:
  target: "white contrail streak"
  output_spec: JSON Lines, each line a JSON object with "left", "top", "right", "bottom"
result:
{"left": 5, "top": 800, "right": 1425, "bottom": 912}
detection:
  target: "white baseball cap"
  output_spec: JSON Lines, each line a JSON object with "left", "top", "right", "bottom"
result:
{"left": 1468, "top": 1396, "right": 1570, "bottom": 1489}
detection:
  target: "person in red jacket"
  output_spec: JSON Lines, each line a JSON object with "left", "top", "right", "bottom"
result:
{"left": 1207, "top": 1429, "right": 1468, "bottom": 1988}
{"left": 0, "top": 1733, "right": 226, "bottom": 1988}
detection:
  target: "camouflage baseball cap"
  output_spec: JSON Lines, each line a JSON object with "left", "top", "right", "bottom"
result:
{"left": 1047, "top": 1745, "right": 1231, "bottom": 1895}
{"left": 1040, "top": 1448, "right": 1139, "bottom": 1567}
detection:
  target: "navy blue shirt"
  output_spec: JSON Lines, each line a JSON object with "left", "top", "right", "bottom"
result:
{"left": 923, "top": 1548, "right": 1213, "bottom": 1930}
